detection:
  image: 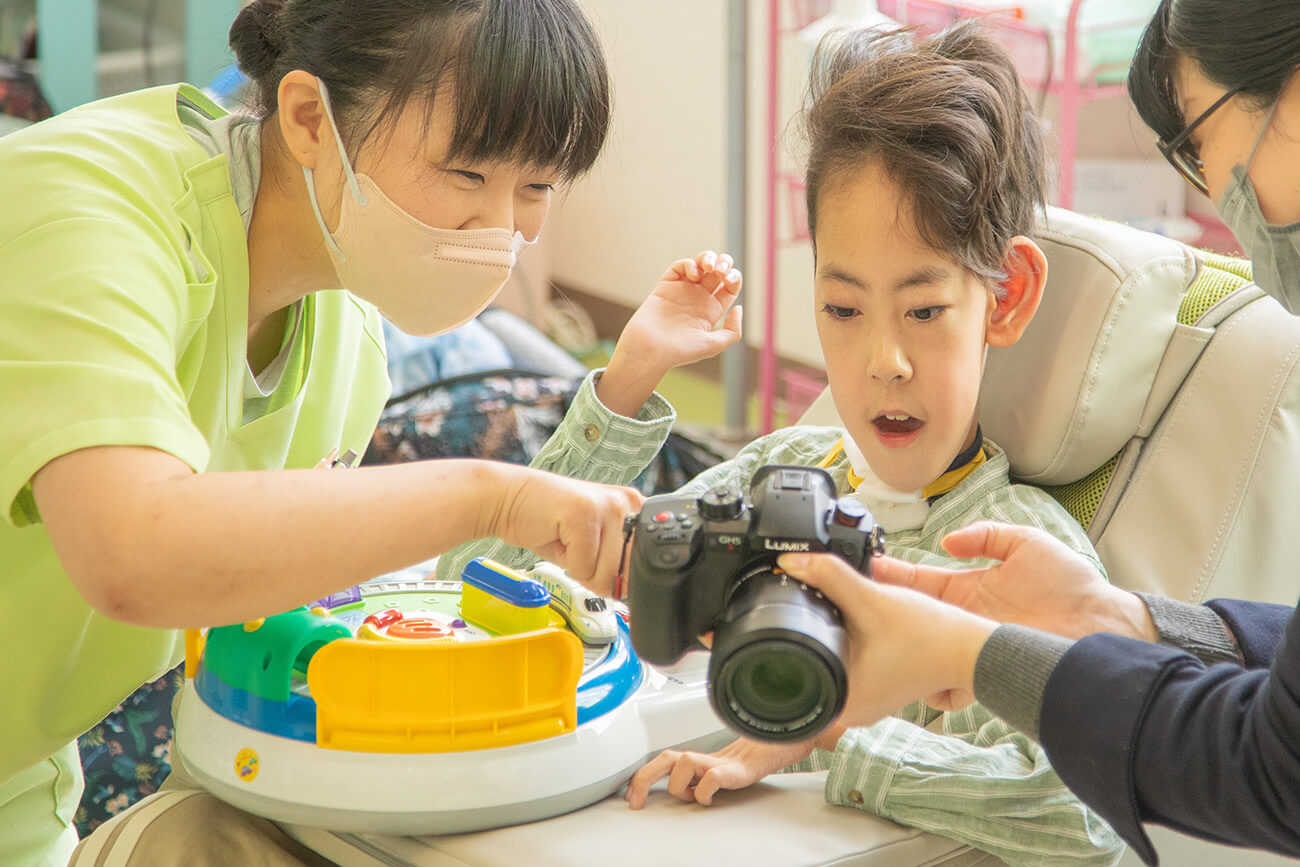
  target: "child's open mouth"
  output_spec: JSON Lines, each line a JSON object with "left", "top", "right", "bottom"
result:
{"left": 873, "top": 412, "right": 924, "bottom": 446}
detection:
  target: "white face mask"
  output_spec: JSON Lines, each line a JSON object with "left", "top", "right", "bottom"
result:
{"left": 302, "top": 79, "right": 535, "bottom": 336}
{"left": 1215, "top": 97, "right": 1300, "bottom": 312}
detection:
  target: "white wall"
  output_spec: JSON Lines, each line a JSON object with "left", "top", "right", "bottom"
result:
{"left": 548, "top": 0, "right": 732, "bottom": 310}
{"left": 548, "top": 0, "right": 827, "bottom": 369}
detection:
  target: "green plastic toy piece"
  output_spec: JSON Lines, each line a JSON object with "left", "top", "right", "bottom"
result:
{"left": 204, "top": 608, "right": 351, "bottom": 702}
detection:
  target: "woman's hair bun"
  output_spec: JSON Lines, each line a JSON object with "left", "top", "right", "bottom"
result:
{"left": 229, "top": 0, "right": 288, "bottom": 84}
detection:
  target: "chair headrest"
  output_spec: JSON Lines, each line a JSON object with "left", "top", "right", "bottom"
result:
{"left": 978, "top": 207, "right": 1205, "bottom": 484}
{"left": 800, "top": 207, "right": 1205, "bottom": 485}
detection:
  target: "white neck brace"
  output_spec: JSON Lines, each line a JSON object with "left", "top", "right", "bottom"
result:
{"left": 841, "top": 434, "right": 931, "bottom": 533}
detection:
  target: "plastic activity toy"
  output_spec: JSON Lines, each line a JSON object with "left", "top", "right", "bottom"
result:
{"left": 174, "top": 558, "right": 727, "bottom": 834}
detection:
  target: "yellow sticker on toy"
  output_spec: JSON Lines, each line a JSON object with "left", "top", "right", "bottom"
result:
{"left": 234, "top": 747, "right": 260, "bottom": 783}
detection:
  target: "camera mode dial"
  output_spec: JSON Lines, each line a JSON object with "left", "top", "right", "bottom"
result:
{"left": 832, "top": 497, "right": 868, "bottom": 527}
{"left": 699, "top": 484, "right": 744, "bottom": 521}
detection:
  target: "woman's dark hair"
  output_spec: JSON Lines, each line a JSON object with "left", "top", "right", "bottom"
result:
{"left": 228, "top": 0, "right": 610, "bottom": 180}
{"left": 801, "top": 21, "right": 1047, "bottom": 284}
{"left": 1130, "top": 0, "right": 1300, "bottom": 146}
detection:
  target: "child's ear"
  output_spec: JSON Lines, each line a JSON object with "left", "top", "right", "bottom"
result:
{"left": 986, "top": 236, "right": 1047, "bottom": 348}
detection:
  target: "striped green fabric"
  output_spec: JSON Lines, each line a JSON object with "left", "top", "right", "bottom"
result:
{"left": 442, "top": 404, "right": 1124, "bottom": 866}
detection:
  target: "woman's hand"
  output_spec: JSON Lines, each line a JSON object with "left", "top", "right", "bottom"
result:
{"left": 873, "top": 521, "right": 1158, "bottom": 642}
{"left": 489, "top": 467, "right": 644, "bottom": 596}
{"left": 625, "top": 733, "right": 827, "bottom": 809}
{"left": 597, "top": 250, "right": 742, "bottom": 417}
{"left": 775, "top": 553, "right": 999, "bottom": 729}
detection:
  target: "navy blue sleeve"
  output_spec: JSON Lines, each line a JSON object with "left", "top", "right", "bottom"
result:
{"left": 1205, "top": 598, "right": 1294, "bottom": 667}
{"left": 1039, "top": 600, "right": 1300, "bottom": 865}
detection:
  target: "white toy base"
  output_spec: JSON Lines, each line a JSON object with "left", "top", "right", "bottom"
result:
{"left": 175, "top": 651, "right": 729, "bottom": 835}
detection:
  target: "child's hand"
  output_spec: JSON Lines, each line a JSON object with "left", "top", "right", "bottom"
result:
{"left": 596, "top": 250, "right": 742, "bottom": 418}
{"left": 631, "top": 250, "right": 743, "bottom": 369}
{"left": 624, "top": 735, "right": 816, "bottom": 810}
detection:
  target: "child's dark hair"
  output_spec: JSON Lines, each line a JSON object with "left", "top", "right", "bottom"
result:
{"left": 228, "top": 0, "right": 610, "bottom": 181}
{"left": 1129, "top": 0, "right": 1299, "bottom": 147}
{"left": 802, "top": 21, "right": 1047, "bottom": 284}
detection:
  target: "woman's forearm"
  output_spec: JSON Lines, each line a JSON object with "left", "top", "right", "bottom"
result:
{"left": 35, "top": 445, "right": 518, "bottom": 628}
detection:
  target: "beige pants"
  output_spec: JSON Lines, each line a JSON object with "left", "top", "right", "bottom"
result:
{"left": 68, "top": 751, "right": 336, "bottom": 867}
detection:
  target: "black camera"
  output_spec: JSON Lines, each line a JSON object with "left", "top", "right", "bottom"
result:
{"left": 626, "top": 465, "right": 884, "bottom": 742}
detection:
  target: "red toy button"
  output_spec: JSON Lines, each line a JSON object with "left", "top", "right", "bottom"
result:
{"left": 363, "top": 608, "right": 403, "bottom": 630}
{"left": 654, "top": 511, "right": 673, "bottom": 523}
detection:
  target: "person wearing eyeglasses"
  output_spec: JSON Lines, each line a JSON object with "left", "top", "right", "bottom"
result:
{"left": 1131, "top": 0, "right": 1299, "bottom": 309}
{"left": 769, "top": 1, "right": 1300, "bottom": 865}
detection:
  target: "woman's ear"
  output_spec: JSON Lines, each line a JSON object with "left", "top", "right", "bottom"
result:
{"left": 276, "top": 70, "right": 330, "bottom": 171}
{"left": 986, "top": 236, "right": 1047, "bottom": 348}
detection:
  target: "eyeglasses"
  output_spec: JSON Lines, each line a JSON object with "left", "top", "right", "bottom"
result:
{"left": 1157, "top": 87, "right": 1239, "bottom": 196}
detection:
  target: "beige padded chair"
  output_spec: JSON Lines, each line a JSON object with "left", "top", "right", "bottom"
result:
{"left": 302, "top": 207, "right": 1300, "bottom": 866}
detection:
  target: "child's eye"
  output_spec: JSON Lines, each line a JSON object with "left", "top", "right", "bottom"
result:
{"left": 453, "top": 170, "right": 486, "bottom": 184}
{"left": 820, "top": 303, "right": 860, "bottom": 321}
{"left": 527, "top": 183, "right": 555, "bottom": 193}
{"left": 908, "top": 306, "right": 946, "bottom": 322}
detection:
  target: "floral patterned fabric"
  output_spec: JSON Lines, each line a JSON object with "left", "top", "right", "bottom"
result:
{"left": 363, "top": 370, "right": 724, "bottom": 496}
{"left": 74, "top": 667, "right": 183, "bottom": 836}
{"left": 364, "top": 370, "right": 580, "bottom": 468}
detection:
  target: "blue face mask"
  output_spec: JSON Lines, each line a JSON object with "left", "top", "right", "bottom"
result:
{"left": 1215, "top": 98, "right": 1300, "bottom": 312}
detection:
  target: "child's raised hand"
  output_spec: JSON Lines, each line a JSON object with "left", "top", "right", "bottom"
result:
{"left": 624, "top": 736, "right": 817, "bottom": 810}
{"left": 596, "top": 250, "right": 743, "bottom": 418}
{"left": 633, "top": 250, "right": 743, "bottom": 366}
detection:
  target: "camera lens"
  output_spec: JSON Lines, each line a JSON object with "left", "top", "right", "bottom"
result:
{"left": 726, "top": 644, "right": 827, "bottom": 724}
{"left": 708, "top": 562, "right": 847, "bottom": 742}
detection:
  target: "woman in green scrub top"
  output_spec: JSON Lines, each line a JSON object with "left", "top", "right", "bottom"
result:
{"left": 0, "top": 2, "right": 723, "bottom": 863}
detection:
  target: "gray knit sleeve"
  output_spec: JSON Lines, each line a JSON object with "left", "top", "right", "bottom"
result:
{"left": 973, "top": 624, "right": 1074, "bottom": 742}
{"left": 1134, "top": 592, "right": 1244, "bottom": 666}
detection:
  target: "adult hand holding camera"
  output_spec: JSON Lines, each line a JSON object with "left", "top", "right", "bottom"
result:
{"left": 775, "top": 552, "right": 999, "bottom": 728}
{"left": 490, "top": 466, "right": 644, "bottom": 596}
{"left": 874, "top": 522, "right": 1159, "bottom": 642}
